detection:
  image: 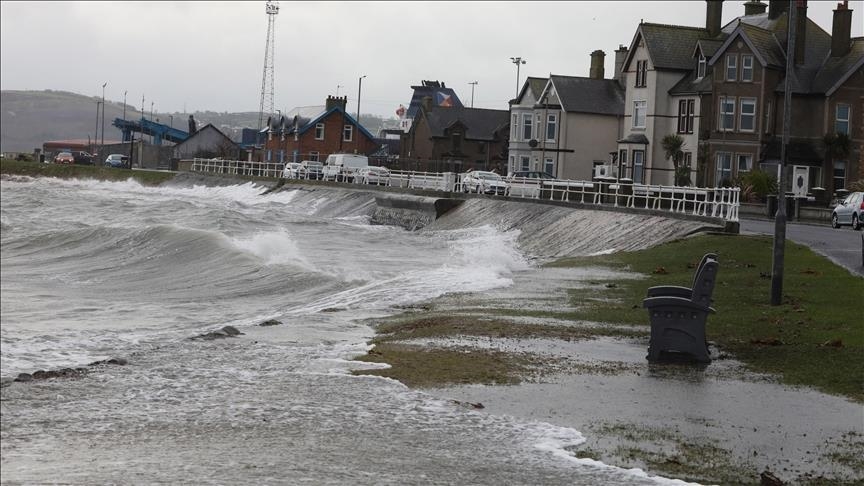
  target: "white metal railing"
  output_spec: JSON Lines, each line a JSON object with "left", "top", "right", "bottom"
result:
{"left": 188, "top": 159, "right": 739, "bottom": 222}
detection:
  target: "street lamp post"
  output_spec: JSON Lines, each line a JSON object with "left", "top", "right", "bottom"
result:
{"left": 150, "top": 102, "right": 154, "bottom": 144}
{"left": 469, "top": 81, "right": 478, "bottom": 108}
{"left": 101, "top": 82, "right": 107, "bottom": 146}
{"left": 357, "top": 75, "right": 367, "bottom": 126}
{"left": 169, "top": 114, "right": 173, "bottom": 128}
{"left": 94, "top": 100, "right": 101, "bottom": 155}
{"left": 510, "top": 57, "right": 526, "bottom": 99}
{"left": 123, "top": 90, "right": 127, "bottom": 121}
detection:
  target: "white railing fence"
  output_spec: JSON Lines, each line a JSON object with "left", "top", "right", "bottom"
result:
{"left": 189, "top": 159, "right": 739, "bottom": 222}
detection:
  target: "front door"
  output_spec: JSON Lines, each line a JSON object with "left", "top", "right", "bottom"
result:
{"left": 792, "top": 166, "right": 808, "bottom": 197}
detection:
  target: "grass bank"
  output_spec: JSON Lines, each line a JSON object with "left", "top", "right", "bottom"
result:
{"left": 0, "top": 158, "right": 176, "bottom": 186}
{"left": 357, "top": 234, "right": 863, "bottom": 402}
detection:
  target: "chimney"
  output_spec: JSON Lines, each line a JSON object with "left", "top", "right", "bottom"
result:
{"left": 744, "top": 0, "right": 767, "bottom": 15}
{"left": 614, "top": 44, "right": 629, "bottom": 85}
{"left": 795, "top": 0, "right": 808, "bottom": 65}
{"left": 325, "top": 95, "right": 347, "bottom": 111}
{"left": 589, "top": 50, "right": 606, "bottom": 79}
{"left": 831, "top": 1, "right": 852, "bottom": 57}
{"left": 422, "top": 96, "right": 433, "bottom": 112}
{"left": 768, "top": 0, "right": 788, "bottom": 19}
{"left": 706, "top": 0, "right": 723, "bottom": 37}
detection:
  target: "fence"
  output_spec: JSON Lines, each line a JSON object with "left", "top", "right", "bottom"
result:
{"left": 189, "top": 158, "right": 740, "bottom": 222}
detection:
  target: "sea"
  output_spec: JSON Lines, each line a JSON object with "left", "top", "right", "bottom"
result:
{"left": 0, "top": 174, "right": 696, "bottom": 485}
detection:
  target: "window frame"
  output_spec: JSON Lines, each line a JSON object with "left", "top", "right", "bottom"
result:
{"left": 741, "top": 54, "right": 754, "bottom": 82}
{"left": 835, "top": 104, "right": 850, "bottom": 135}
{"left": 635, "top": 60, "right": 648, "bottom": 87}
{"left": 520, "top": 155, "right": 530, "bottom": 171}
{"left": 739, "top": 98, "right": 757, "bottom": 132}
{"left": 677, "top": 99, "right": 695, "bottom": 134}
{"left": 736, "top": 153, "right": 753, "bottom": 173}
{"left": 633, "top": 100, "right": 647, "bottom": 129}
{"left": 544, "top": 157, "right": 554, "bottom": 177}
{"left": 697, "top": 54, "right": 706, "bottom": 79}
{"left": 315, "top": 123, "right": 325, "bottom": 140}
{"left": 833, "top": 160, "right": 847, "bottom": 190}
{"left": 632, "top": 150, "right": 645, "bottom": 184}
{"left": 725, "top": 55, "right": 738, "bottom": 82}
{"left": 719, "top": 96, "right": 736, "bottom": 131}
{"left": 546, "top": 113, "right": 558, "bottom": 142}
{"left": 522, "top": 113, "right": 533, "bottom": 141}
{"left": 343, "top": 124, "right": 353, "bottom": 142}
{"left": 716, "top": 152, "right": 732, "bottom": 185}
{"left": 511, "top": 114, "right": 518, "bottom": 140}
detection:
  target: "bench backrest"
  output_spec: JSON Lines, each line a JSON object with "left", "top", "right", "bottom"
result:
{"left": 691, "top": 258, "right": 719, "bottom": 307}
{"left": 692, "top": 253, "right": 718, "bottom": 288}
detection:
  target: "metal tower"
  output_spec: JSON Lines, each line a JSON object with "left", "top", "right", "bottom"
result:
{"left": 257, "top": 0, "right": 279, "bottom": 132}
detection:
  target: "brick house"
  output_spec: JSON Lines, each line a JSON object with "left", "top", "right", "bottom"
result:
{"left": 262, "top": 96, "right": 377, "bottom": 164}
{"left": 618, "top": 0, "right": 863, "bottom": 195}
{"left": 400, "top": 96, "right": 510, "bottom": 173}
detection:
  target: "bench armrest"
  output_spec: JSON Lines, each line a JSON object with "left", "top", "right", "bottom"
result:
{"left": 642, "top": 296, "right": 715, "bottom": 313}
{"left": 645, "top": 285, "right": 692, "bottom": 298}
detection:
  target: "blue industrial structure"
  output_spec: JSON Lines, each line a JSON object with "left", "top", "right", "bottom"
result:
{"left": 113, "top": 118, "right": 189, "bottom": 146}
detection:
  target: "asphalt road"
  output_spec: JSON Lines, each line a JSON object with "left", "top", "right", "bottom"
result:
{"left": 739, "top": 217, "right": 864, "bottom": 276}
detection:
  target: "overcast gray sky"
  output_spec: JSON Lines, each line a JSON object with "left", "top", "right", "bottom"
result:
{"left": 2, "top": 1, "right": 862, "bottom": 120}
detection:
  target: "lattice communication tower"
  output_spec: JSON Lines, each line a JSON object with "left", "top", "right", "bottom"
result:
{"left": 258, "top": 0, "right": 279, "bottom": 132}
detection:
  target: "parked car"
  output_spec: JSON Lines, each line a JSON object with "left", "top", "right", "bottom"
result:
{"left": 104, "top": 154, "right": 129, "bottom": 168}
{"left": 72, "top": 151, "right": 94, "bottom": 165}
{"left": 301, "top": 160, "right": 324, "bottom": 180}
{"left": 506, "top": 170, "right": 555, "bottom": 197}
{"left": 53, "top": 151, "right": 74, "bottom": 164}
{"left": 282, "top": 162, "right": 305, "bottom": 179}
{"left": 357, "top": 166, "right": 391, "bottom": 185}
{"left": 461, "top": 170, "right": 508, "bottom": 195}
{"left": 831, "top": 191, "right": 863, "bottom": 230}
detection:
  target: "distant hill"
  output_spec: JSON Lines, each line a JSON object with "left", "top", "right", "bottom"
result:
{"left": 1, "top": 90, "right": 397, "bottom": 153}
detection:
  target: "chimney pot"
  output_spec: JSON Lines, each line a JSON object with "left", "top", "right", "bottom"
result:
{"left": 589, "top": 50, "right": 606, "bottom": 79}
{"left": 744, "top": 0, "right": 767, "bottom": 16}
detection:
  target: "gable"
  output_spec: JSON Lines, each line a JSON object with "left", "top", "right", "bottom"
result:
{"left": 298, "top": 107, "right": 376, "bottom": 141}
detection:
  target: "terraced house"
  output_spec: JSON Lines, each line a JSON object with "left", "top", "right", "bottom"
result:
{"left": 617, "top": 0, "right": 863, "bottom": 193}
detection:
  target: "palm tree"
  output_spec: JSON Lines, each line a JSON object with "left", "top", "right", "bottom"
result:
{"left": 662, "top": 134, "right": 690, "bottom": 186}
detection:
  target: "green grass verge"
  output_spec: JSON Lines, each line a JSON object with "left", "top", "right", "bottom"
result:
{"left": 1, "top": 158, "right": 176, "bottom": 186}
{"left": 550, "top": 234, "right": 864, "bottom": 402}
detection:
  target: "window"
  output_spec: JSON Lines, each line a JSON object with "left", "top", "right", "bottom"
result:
{"left": 737, "top": 154, "right": 752, "bottom": 172}
{"left": 635, "top": 60, "right": 647, "bottom": 87}
{"left": 764, "top": 101, "right": 772, "bottom": 133}
{"left": 833, "top": 160, "right": 847, "bottom": 190}
{"left": 520, "top": 155, "right": 530, "bottom": 171}
{"left": 279, "top": 150, "right": 284, "bottom": 163}
{"left": 677, "top": 99, "right": 695, "bottom": 134}
{"left": 633, "top": 100, "right": 647, "bottom": 128}
{"left": 618, "top": 150, "right": 628, "bottom": 173}
{"left": 739, "top": 98, "right": 756, "bottom": 132}
{"left": 266, "top": 150, "right": 272, "bottom": 162}
{"left": 716, "top": 153, "right": 732, "bottom": 185}
{"left": 315, "top": 123, "right": 325, "bottom": 140}
{"left": 309, "top": 151, "right": 319, "bottom": 162}
{"left": 452, "top": 131, "right": 462, "bottom": 152}
{"left": 511, "top": 114, "right": 518, "bottom": 140}
{"left": 343, "top": 125, "right": 353, "bottom": 142}
{"left": 726, "top": 55, "right": 737, "bottom": 81}
{"left": 632, "top": 150, "right": 645, "bottom": 184}
{"left": 546, "top": 114, "right": 557, "bottom": 141}
{"left": 697, "top": 54, "right": 706, "bottom": 79}
{"left": 835, "top": 104, "right": 850, "bottom": 135}
{"left": 683, "top": 152, "right": 693, "bottom": 168}
{"left": 741, "top": 55, "right": 754, "bottom": 82}
{"left": 522, "top": 113, "right": 533, "bottom": 141}
{"left": 509, "top": 155, "right": 515, "bottom": 173}
{"left": 719, "top": 97, "right": 735, "bottom": 131}
{"left": 544, "top": 157, "right": 554, "bottom": 176}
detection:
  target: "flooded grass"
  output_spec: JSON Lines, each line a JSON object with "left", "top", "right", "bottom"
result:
{"left": 1, "top": 159, "right": 176, "bottom": 186}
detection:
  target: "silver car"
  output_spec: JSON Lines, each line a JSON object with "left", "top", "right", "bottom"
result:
{"left": 831, "top": 191, "right": 863, "bottom": 230}
{"left": 461, "top": 170, "right": 508, "bottom": 195}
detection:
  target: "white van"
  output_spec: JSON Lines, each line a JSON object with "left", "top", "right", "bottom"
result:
{"left": 322, "top": 154, "right": 368, "bottom": 182}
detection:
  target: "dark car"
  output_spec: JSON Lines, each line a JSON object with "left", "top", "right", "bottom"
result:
{"left": 73, "top": 151, "right": 94, "bottom": 165}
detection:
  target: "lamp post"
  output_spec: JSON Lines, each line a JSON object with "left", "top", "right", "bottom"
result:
{"left": 357, "top": 75, "right": 366, "bottom": 125}
{"left": 101, "top": 82, "right": 107, "bottom": 146}
{"left": 150, "top": 102, "right": 154, "bottom": 144}
{"left": 469, "top": 81, "right": 478, "bottom": 108}
{"left": 94, "top": 100, "right": 101, "bottom": 155}
{"left": 510, "top": 57, "right": 526, "bottom": 99}
{"left": 122, "top": 90, "right": 127, "bottom": 121}
{"left": 169, "top": 114, "right": 173, "bottom": 128}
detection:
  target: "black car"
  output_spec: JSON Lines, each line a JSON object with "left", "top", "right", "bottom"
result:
{"left": 73, "top": 151, "right": 94, "bottom": 165}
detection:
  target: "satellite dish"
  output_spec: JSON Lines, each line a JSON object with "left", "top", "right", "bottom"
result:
{"left": 528, "top": 139, "right": 538, "bottom": 148}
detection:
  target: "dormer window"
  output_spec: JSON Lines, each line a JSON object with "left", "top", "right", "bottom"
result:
{"left": 697, "top": 53, "right": 706, "bottom": 78}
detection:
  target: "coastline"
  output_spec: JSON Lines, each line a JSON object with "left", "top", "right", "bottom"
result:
{"left": 354, "top": 259, "right": 864, "bottom": 485}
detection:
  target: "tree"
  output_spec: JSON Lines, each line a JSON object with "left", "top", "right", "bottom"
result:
{"left": 662, "top": 134, "right": 691, "bottom": 186}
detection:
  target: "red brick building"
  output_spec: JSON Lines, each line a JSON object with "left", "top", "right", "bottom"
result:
{"left": 261, "top": 96, "right": 377, "bottom": 164}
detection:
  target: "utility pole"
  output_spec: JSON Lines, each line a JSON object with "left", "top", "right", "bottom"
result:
{"left": 101, "top": 82, "right": 107, "bottom": 147}
{"left": 771, "top": 1, "right": 796, "bottom": 306}
{"left": 357, "top": 75, "right": 367, "bottom": 125}
{"left": 469, "top": 81, "right": 478, "bottom": 108}
{"left": 510, "top": 57, "right": 526, "bottom": 99}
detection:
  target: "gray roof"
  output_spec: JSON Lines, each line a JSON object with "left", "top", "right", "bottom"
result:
{"left": 635, "top": 23, "right": 711, "bottom": 71}
{"left": 547, "top": 75, "right": 624, "bottom": 116}
{"left": 517, "top": 77, "right": 549, "bottom": 104}
{"left": 669, "top": 69, "right": 714, "bottom": 95}
{"left": 811, "top": 38, "right": 864, "bottom": 95}
{"left": 695, "top": 39, "right": 725, "bottom": 58}
{"left": 618, "top": 133, "right": 650, "bottom": 144}
{"left": 423, "top": 106, "right": 509, "bottom": 141}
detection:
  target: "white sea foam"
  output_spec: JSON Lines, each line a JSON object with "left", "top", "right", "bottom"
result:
{"left": 227, "top": 229, "right": 316, "bottom": 270}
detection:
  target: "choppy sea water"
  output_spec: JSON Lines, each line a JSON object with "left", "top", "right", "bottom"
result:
{"left": 0, "top": 175, "right": 687, "bottom": 485}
